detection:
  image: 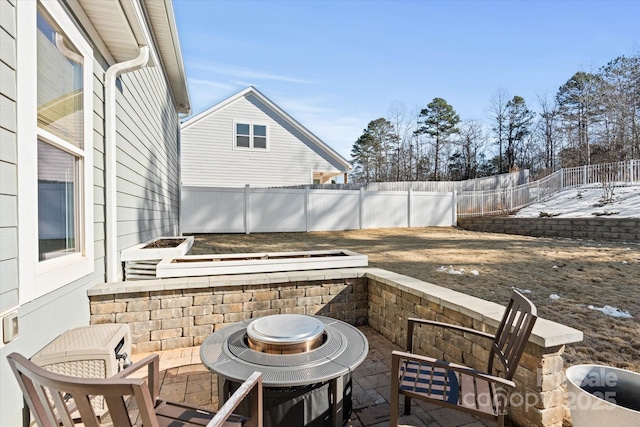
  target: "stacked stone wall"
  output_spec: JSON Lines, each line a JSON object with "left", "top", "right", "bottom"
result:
{"left": 90, "top": 278, "right": 368, "bottom": 353}
{"left": 458, "top": 217, "right": 639, "bottom": 242}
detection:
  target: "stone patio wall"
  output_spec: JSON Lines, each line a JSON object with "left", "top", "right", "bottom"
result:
{"left": 88, "top": 268, "right": 581, "bottom": 427}
{"left": 89, "top": 277, "right": 368, "bottom": 353}
{"left": 368, "top": 275, "right": 575, "bottom": 427}
{"left": 458, "top": 217, "right": 640, "bottom": 242}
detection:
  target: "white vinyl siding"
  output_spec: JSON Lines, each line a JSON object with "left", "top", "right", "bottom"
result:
{"left": 182, "top": 92, "right": 346, "bottom": 187}
{"left": 113, "top": 66, "right": 180, "bottom": 253}
{"left": 0, "top": 0, "right": 18, "bottom": 313}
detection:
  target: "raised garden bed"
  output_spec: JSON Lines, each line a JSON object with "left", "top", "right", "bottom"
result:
{"left": 155, "top": 249, "right": 368, "bottom": 278}
{"left": 120, "top": 236, "right": 194, "bottom": 280}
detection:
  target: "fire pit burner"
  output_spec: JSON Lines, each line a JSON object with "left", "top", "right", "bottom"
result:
{"left": 247, "top": 314, "right": 325, "bottom": 354}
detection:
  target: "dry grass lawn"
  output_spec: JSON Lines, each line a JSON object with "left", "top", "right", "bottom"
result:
{"left": 189, "top": 227, "right": 640, "bottom": 373}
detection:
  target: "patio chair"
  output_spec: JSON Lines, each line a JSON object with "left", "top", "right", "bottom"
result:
{"left": 390, "top": 290, "right": 537, "bottom": 427}
{"left": 7, "top": 352, "right": 263, "bottom": 427}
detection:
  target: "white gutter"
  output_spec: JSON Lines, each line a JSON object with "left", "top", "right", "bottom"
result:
{"left": 105, "top": 46, "right": 150, "bottom": 282}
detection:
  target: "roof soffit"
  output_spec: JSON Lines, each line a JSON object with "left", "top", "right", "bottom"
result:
{"left": 141, "top": 0, "right": 190, "bottom": 114}
{"left": 73, "top": 0, "right": 190, "bottom": 114}
{"left": 76, "top": 0, "right": 140, "bottom": 62}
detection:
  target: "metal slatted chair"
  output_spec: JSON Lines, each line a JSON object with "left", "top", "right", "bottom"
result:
{"left": 7, "top": 352, "right": 263, "bottom": 427}
{"left": 391, "top": 290, "right": 537, "bottom": 427}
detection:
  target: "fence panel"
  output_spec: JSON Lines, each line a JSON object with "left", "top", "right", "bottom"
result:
{"left": 362, "top": 191, "right": 409, "bottom": 229}
{"left": 411, "top": 192, "right": 454, "bottom": 226}
{"left": 181, "top": 187, "right": 245, "bottom": 233}
{"left": 308, "top": 189, "right": 360, "bottom": 231}
{"left": 248, "top": 189, "right": 306, "bottom": 232}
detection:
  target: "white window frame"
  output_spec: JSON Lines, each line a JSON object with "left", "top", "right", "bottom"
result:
{"left": 233, "top": 121, "right": 269, "bottom": 150}
{"left": 16, "top": 0, "right": 94, "bottom": 303}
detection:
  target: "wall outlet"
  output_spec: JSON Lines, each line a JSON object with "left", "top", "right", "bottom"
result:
{"left": 2, "top": 311, "right": 18, "bottom": 344}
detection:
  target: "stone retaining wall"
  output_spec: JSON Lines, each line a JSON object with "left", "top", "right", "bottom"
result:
{"left": 88, "top": 268, "right": 582, "bottom": 427}
{"left": 458, "top": 217, "right": 639, "bottom": 242}
{"left": 89, "top": 277, "right": 368, "bottom": 353}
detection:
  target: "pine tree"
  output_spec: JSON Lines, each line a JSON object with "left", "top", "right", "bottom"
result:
{"left": 416, "top": 98, "right": 460, "bottom": 180}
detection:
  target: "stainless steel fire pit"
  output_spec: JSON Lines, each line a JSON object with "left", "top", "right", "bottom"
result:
{"left": 200, "top": 315, "right": 368, "bottom": 427}
{"left": 246, "top": 314, "right": 326, "bottom": 354}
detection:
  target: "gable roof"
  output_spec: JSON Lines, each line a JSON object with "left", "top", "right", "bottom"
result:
{"left": 181, "top": 87, "right": 351, "bottom": 171}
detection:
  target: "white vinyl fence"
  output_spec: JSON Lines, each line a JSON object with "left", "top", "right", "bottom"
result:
{"left": 458, "top": 159, "right": 639, "bottom": 217}
{"left": 181, "top": 186, "right": 456, "bottom": 233}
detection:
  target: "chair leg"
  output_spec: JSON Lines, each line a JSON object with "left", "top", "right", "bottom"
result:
{"left": 390, "top": 354, "right": 399, "bottom": 427}
{"left": 403, "top": 396, "right": 411, "bottom": 415}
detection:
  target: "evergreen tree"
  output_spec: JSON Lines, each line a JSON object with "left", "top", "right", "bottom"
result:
{"left": 505, "top": 96, "right": 535, "bottom": 171}
{"left": 416, "top": 98, "right": 460, "bottom": 180}
{"left": 556, "top": 72, "right": 603, "bottom": 165}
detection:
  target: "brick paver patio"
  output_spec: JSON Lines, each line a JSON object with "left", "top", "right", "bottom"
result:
{"left": 132, "top": 326, "right": 497, "bottom": 427}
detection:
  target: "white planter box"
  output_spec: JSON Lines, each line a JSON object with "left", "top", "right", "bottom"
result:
{"left": 566, "top": 364, "right": 640, "bottom": 426}
{"left": 156, "top": 249, "right": 368, "bottom": 278}
{"left": 120, "top": 236, "right": 194, "bottom": 262}
{"left": 120, "top": 236, "right": 194, "bottom": 280}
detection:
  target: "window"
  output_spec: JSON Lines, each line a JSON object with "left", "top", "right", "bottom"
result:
{"left": 36, "top": 8, "right": 84, "bottom": 261}
{"left": 235, "top": 123, "right": 268, "bottom": 149}
{"left": 17, "top": 0, "right": 94, "bottom": 302}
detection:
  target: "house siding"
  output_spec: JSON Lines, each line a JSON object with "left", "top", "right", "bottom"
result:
{"left": 182, "top": 93, "right": 346, "bottom": 188}
{"left": 0, "top": 0, "right": 18, "bottom": 314}
{"left": 0, "top": 1, "right": 183, "bottom": 424}
{"left": 115, "top": 66, "right": 181, "bottom": 252}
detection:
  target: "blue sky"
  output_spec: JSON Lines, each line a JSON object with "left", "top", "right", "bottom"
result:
{"left": 173, "top": 0, "right": 639, "bottom": 160}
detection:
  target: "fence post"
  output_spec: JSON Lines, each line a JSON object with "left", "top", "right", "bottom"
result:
{"left": 359, "top": 188, "right": 364, "bottom": 230}
{"left": 244, "top": 184, "right": 251, "bottom": 234}
{"left": 583, "top": 165, "right": 587, "bottom": 186}
{"left": 305, "top": 186, "right": 310, "bottom": 232}
{"left": 510, "top": 187, "right": 513, "bottom": 212}
{"left": 452, "top": 190, "right": 457, "bottom": 226}
{"left": 407, "top": 188, "right": 412, "bottom": 228}
{"left": 631, "top": 159, "right": 635, "bottom": 185}
{"left": 481, "top": 191, "right": 484, "bottom": 216}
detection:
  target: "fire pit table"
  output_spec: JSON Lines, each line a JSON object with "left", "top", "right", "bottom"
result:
{"left": 200, "top": 314, "right": 368, "bottom": 427}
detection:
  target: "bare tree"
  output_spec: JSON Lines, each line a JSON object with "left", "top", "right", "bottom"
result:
{"left": 387, "top": 102, "right": 417, "bottom": 181}
{"left": 487, "top": 88, "right": 510, "bottom": 173}
{"left": 450, "top": 120, "right": 486, "bottom": 180}
{"left": 537, "top": 93, "right": 560, "bottom": 171}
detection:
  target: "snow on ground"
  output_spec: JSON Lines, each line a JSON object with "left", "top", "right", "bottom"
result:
{"left": 588, "top": 305, "right": 633, "bottom": 318}
{"left": 514, "top": 185, "right": 640, "bottom": 218}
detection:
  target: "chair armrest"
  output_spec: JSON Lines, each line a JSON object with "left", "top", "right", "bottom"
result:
{"left": 207, "top": 371, "right": 263, "bottom": 427}
{"left": 392, "top": 350, "right": 516, "bottom": 389}
{"left": 408, "top": 318, "right": 495, "bottom": 341}
{"left": 111, "top": 354, "right": 160, "bottom": 400}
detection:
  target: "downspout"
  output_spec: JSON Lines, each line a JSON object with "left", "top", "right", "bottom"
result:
{"left": 105, "top": 46, "right": 150, "bottom": 282}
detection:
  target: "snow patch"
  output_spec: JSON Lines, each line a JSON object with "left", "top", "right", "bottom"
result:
{"left": 514, "top": 186, "right": 640, "bottom": 218}
{"left": 512, "top": 286, "right": 532, "bottom": 294}
{"left": 437, "top": 265, "right": 466, "bottom": 275}
{"left": 549, "top": 294, "right": 560, "bottom": 300}
{"left": 588, "top": 305, "right": 633, "bottom": 318}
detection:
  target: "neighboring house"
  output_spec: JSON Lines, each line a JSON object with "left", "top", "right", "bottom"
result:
{"left": 181, "top": 86, "right": 351, "bottom": 188}
{"left": 0, "top": 1, "right": 189, "bottom": 424}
